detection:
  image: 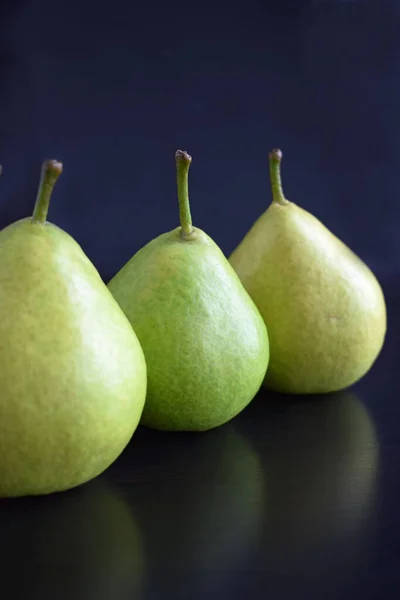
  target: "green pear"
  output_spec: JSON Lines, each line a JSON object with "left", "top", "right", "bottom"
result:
{"left": 108, "top": 150, "right": 269, "bottom": 431}
{"left": 0, "top": 160, "right": 147, "bottom": 497}
{"left": 229, "top": 149, "right": 386, "bottom": 394}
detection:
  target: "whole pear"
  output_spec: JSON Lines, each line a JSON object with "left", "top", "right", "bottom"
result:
{"left": 229, "top": 149, "right": 386, "bottom": 394}
{"left": 108, "top": 150, "right": 269, "bottom": 431}
{"left": 0, "top": 160, "right": 147, "bottom": 497}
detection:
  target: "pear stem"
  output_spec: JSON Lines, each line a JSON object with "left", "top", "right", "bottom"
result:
{"left": 175, "top": 150, "right": 193, "bottom": 237}
{"left": 269, "top": 149, "right": 289, "bottom": 206}
{"left": 32, "top": 160, "right": 63, "bottom": 224}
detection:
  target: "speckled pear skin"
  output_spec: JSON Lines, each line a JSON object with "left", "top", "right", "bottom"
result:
{"left": 108, "top": 226, "right": 269, "bottom": 431}
{"left": 0, "top": 218, "right": 147, "bottom": 497}
{"left": 229, "top": 159, "right": 387, "bottom": 394}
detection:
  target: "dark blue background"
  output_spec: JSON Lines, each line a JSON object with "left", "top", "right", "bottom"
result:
{"left": 0, "top": 0, "right": 399, "bottom": 282}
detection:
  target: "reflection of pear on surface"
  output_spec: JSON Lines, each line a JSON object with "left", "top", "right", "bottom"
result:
{"left": 237, "top": 390, "right": 379, "bottom": 563}
{"left": 229, "top": 149, "right": 386, "bottom": 394}
{"left": 117, "top": 424, "right": 266, "bottom": 595}
{"left": 0, "top": 480, "right": 144, "bottom": 599}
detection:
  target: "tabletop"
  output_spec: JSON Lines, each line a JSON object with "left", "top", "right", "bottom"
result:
{"left": 1, "top": 275, "right": 398, "bottom": 599}
{"left": 1, "top": 1, "right": 399, "bottom": 599}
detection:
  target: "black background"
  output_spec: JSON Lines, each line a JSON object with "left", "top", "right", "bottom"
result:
{"left": 0, "top": 1, "right": 399, "bottom": 599}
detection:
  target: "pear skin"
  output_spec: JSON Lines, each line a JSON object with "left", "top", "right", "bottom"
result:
{"left": 229, "top": 149, "right": 386, "bottom": 394}
{"left": 108, "top": 150, "right": 269, "bottom": 431}
{"left": 0, "top": 161, "right": 147, "bottom": 497}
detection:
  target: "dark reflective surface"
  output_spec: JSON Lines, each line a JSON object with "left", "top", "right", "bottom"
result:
{"left": 0, "top": 285, "right": 397, "bottom": 600}
{"left": 0, "top": 0, "right": 399, "bottom": 598}
{"left": 237, "top": 390, "right": 379, "bottom": 599}
{"left": 2, "top": 280, "right": 396, "bottom": 600}
{"left": 115, "top": 422, "right": 265, "bottom": 599}
{"left": 0, "top": 481, "right": 144, "bottom": 599}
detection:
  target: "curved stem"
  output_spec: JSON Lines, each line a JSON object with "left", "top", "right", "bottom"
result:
{"left": 269, "top": 149, "right": 289, "bottom": 206}
{"left": 32, "top": 160, "right": 63, "bottom": 223}
{"left": 175, "top": 150, "right": 193, "bottom": 237}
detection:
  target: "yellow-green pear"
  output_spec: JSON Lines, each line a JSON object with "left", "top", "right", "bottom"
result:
{"left": 0, "top": 160, "right": 147, "bottom": 497}
{"left": 229, "top": 149, "right": 386, "bottom": 394}
{"left": 108, "top": 150, "right": 269, "bottom": 431}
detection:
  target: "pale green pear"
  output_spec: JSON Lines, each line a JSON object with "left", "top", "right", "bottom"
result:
{"left": 229, "top": 149, "right": 386, "bottom": 394}
{"left": 108, "top": 150, "right": 269, "bottom": 431}
{"left": 0, "top": 160, "right": 147, "bottom": 497}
